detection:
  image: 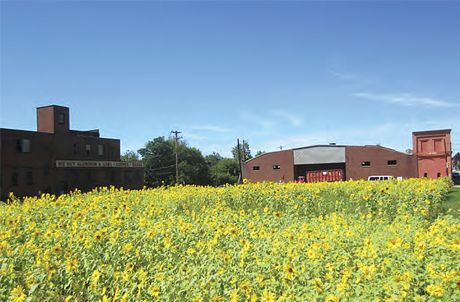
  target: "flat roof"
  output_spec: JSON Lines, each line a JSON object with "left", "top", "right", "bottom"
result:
{"left": 413, "top": 129, "right": 451, "bottom": 135}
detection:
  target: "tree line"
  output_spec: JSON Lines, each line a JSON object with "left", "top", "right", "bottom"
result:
{"left": 121, "top": 136, "right": 265, "bottom": 187}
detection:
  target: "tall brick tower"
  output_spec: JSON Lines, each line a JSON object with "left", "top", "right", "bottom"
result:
{"left": 37, "top": 105, "right": 70, "bottom": 134}
{"left": 412, "top": 129, "right": 452, "bottom": 179}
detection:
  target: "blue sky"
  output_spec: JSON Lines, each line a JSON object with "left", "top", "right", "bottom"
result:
{"left": 1, "top": 1, "right": 459, "bottom": 158}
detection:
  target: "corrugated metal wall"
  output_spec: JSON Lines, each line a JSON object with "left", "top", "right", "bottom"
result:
{"left": 293, "top": 146, "right": 345, "bottom": 165}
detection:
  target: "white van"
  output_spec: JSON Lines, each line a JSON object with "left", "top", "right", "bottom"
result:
{"left": 368, "top": 175, "right": 395, "bottom": 181}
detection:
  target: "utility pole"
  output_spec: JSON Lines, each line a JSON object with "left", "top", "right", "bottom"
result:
{"left": 215, "top": 158, "right": 219, "bottom": 187}
{"left": 171, "top": 130, "right": 181, "bottom": 186}
{"left": 237, "top": 139, "right": 242, "bottom": 185}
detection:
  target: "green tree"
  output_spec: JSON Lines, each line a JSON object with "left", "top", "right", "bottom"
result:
{"left": 453, "top": 152, "right": 460, "bottom": 169}
{"left": 177, "top": 143, "right": 212, "bottom": 186}
{"left": 255, "top": 150, "right": 266, "bottom": 157}
{"left": 205, "top": 153, "right": 239, "bottom": 186}
{"left": 121, "top": 150, "right": 140, "bottom": 162}
{"left": 138, "top": 137, "right": 176, "bottom": 187}
{"left": 232, "top": 141, "right": 252, "bottom": 161}
{"left": 218, "top": 158, "right": 239, "bottom": 184}
{"left": 138, "top": 136, "right": 211, "bottom": 187}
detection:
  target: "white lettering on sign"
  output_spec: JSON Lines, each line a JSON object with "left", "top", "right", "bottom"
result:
{"left": 56, "top": 160, "right": 143, "bottom": 168}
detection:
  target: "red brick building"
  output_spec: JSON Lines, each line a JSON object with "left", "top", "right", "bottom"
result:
{"left": 0, "top": 105, "right": 144, "bottom": 201}
{"left": 345, "top": 145, "right": 417, "bottom": 181}
{"left": 243, "top": 149, "right": 294, "bottom": 183}
{"left": 243, "top": 129, "right": 452, "bottom": 183}
{"left": 412, "top": 129, "right": 452, "bottom": 179}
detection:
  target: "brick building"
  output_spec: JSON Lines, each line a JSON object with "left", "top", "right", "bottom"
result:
{"left": 243, "top": 129, "right": 452, "bottom": 183}
{"left": 412, "top": 129, "right": 452, "bottom": 179}
{"left": 0, "top": 105, "right": 144, "bottom": 201}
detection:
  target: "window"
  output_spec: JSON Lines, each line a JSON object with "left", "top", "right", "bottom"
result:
{"left": 58, "top": 113, "right": 65, "bottom": 125}
{"left": 387, "top": 160, "right": 397, "bottom": 166}
{"left": 98, "top": 145, "right": 104, "bottom": 156}
{"left": 44, "top": 164, "right": 50, "bottom": 176}
{"left": 124, "top": 171, "right": 141, "bottom": 182}
{"left": 26, "top": 171, "right": 34, "bottom": 185}
{"left": 273, "top": 165, "right": 281, "bottom": 170}
{"left": 59, "top": 181, "right": 68, "bottom": 195}
{"left": 437, "top": 173, "right": 441, "bottom": 178}
{"left": 253, "top": 166, "right": 260, "bottom": 171}
{"left": 73, "top": 144, "right": 79, "bottom": 154}
{"left": 11, "top": 171, "right": 18, "bottom": 186}
{"left": 420, "top": 140, "right": 429, "bottom": 153}
{"left": 361, "top": 161, "right": 371, "bottom": 167}
{"left": 23, "top": 139, "right": 31, "bottom": 152}
{"left": 434, "top": 139, "right": 443, "bottom": 152}
{"left": 16, "top": 139, "right": 31, "bottom": 152}
{"left": 86, "top": 144, "right": 91, "bottom": 155}
{"left": 423, "top": 173, "right": 428, "bottom": 178}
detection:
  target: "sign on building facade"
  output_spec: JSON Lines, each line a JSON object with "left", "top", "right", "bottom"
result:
{"left": 56, "top": 160, "right": 143, "bottom": 168}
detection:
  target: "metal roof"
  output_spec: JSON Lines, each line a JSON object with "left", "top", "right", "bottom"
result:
{"left": 293, "top": 146, "right": 345, "bottom": 165}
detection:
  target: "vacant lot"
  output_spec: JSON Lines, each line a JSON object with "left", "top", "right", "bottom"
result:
{"left": 1, "top": 178, "right": 459, "bottom": 301}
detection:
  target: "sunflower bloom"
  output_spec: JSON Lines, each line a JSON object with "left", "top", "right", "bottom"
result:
{"left": 283, "top": 264, "right": 297, "bottom": 280}
{"left": 9, "top": 285, "right": 26, "bottom": 302}
{"left": 260, "top": 291, "right": 275, "bottom": 302}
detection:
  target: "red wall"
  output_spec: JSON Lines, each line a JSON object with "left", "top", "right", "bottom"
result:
{"left": 236, "top": 130, "right": 452, "bottom": 184}
{"left": 345, "top": 146, "right": 417, "bottom": 181}
{"left": 413, "top": 129, "right": 452, "bottom": 178}
{"left": 243, "top": 150, "right": 294, "bottom": 183}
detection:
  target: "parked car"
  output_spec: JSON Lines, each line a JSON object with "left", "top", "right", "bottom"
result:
{"left": 295, "top": 176, "right": 305, "bottom": 183}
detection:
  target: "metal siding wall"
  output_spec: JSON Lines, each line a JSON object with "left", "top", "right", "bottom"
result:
{"left": 294, "top": 147, "right": 346, "bottom": 165}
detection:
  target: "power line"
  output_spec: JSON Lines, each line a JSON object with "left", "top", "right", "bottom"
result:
{"left": 141, "top": 152, "right": 175, "bottom": 162}
{"left": 152, "top": 153, "right": 176, "bottom": 161}
{"left": 149, "top": 171, "right": 176, "bottom": 176}
{"left": 146, "top": 164, "right": 176, "bottom": 172}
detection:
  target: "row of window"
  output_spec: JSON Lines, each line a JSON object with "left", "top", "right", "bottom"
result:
{"left": 423, "top": 172, "right": 442, "bottom": 178}
{"left": 73, "top": 143, "right": 104, "bottom": 156}
{"left": 253, "top": 160, "right": 399, "bottom": 171}
{"left": 10, "top": 171, "right": 34, "bottom": 186}
{"left": 253, "top": 165, "right": 281, "bottom": 171}
{"left": 14, "top": 139, "right": 105, "bottom": 156}
{"left": 361, "top": 160, "right": 397, "bottom": 167}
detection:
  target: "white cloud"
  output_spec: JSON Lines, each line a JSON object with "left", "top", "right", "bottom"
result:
{"left": 184, "top": 133, "right": 207, "bottom": 141}
{"left": 330, "top": 71, "right": 361, "bottom": 81}
{"left": 255, "top": 133, "right": 331, "bottom": 153}
{"left": 239, "top": 110, "right": 303, "bottom": 134}
{"left": 252, "top": 122, "right": 418, "bottom": 154}
{"left": 239, "top": 111, "right": 276, "bottom": 131}
{"left": 271, "top": 110, "right": 302, "bottom": 127}
{"left": 191, "top": 126, "right": 234, "bottom": 133}
{"left": 354, "top": 92, "right": 458, "bottom": 107}
{"left": 329, "top": 70, "right": 376, "bottom": 86}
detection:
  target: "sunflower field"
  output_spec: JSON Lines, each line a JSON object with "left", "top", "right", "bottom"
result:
{"left": 1, "top": 178, "right": 459, "bottom": 302}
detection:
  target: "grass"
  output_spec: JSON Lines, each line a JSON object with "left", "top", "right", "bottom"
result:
{"left": 442, "top": 186, "right": 460, "bottom": 217}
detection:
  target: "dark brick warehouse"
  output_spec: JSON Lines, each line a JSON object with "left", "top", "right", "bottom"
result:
{"left": 0, "top": 105, "right": 144, "bottom": 201}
